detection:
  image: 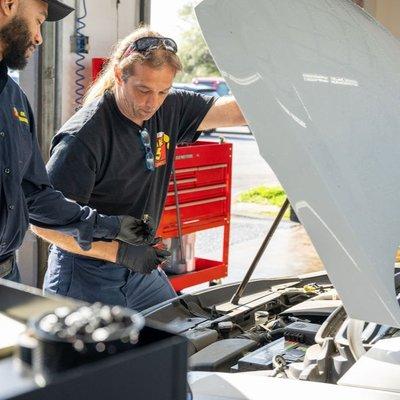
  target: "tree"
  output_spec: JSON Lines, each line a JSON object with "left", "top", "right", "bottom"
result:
{"left": 176, "top": 4, "right": 220, "bottom": 82}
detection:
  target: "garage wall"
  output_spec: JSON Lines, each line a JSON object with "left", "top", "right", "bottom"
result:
{"left": 15, "top": 1, "right": 144, "bottom": 288}
{"left": 364, "top": 0, "right": 400, "bottom": 38}
{"left": 60, "top": 0, "right": 142, "bottom": 122}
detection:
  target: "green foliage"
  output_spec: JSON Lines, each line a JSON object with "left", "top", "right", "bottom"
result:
{"left": 237, "top": 186, "right": 286, "bottom": 207}
{"left": 176, "top": 3, "right": 221, "bottom": 82}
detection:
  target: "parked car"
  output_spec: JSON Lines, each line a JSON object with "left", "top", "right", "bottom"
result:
{"left": 174, "top": 82, "right": 252, "bottom": 136}
{"left": 173, "top": 83, "right": 219, "bottom": 135}
{"left": 192, "top": 77, "right": 230, "bottom": 96}
{"left": 173, "top": 82, "right": 219, "bottom": 98}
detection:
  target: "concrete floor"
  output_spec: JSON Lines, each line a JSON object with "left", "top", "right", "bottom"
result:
{"left": 183, "top": 132, "right": 325, "bottom": 293}
{"left": 194, "top": 216, "right": 323, "bottom": 287}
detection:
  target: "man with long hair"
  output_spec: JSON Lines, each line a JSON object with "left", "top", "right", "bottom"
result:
{"left": 0, "top": 1, "right": 158, "bottom": 282}
{"left": 33, "top": 27, "right": 247, "bottom": 311}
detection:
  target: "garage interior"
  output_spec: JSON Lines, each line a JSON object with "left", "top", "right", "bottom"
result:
{"left": 3, "top": 1, "right": 400, "bottom": 399}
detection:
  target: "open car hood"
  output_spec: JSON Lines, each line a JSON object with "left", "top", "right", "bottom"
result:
{"left": 195, "top": 0, "right": 400, "bottom": 327}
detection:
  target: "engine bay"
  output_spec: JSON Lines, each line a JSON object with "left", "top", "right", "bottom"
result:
{"left": 145, "top": 272, "right": 400, "bottom": 384}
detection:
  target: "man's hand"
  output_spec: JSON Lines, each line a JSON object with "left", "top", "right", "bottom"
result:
{"left": 116, "top": 238, "right": 171, "bottom": 274}
{"left": 116, "top": 215, "right": 155, "bottom": 245}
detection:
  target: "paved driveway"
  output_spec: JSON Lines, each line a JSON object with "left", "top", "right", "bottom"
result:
{"left": 183, "top": 132, "right": 324, "bottom": 293}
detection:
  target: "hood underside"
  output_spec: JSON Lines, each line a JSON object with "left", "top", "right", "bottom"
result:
{"left": 195, "top": 0, "right": 400, "bottom": 327}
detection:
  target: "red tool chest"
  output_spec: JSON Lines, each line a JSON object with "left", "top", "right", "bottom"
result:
{"left": 157, "top": 141, "right": 232, "bottom": 291}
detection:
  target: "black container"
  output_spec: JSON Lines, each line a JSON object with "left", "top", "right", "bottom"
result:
{"left": 6, "top": 324, "right": 188, "bottom": 400}
{"left": 0, "top": 280, "right": 188, "bottom": 400}
{"left": 30, "top": 304, "right": 144, "bottom": 384}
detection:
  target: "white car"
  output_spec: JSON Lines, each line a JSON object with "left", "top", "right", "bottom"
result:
{"left": 146, "top": 1, "right": 400, "bottom": 398}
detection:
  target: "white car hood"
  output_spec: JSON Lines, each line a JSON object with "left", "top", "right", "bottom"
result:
{"left": 195, "top": 0, "right": 400, "bottom": 327}
{"left": 189, "top": 372, "right": 400, "bottom": 400}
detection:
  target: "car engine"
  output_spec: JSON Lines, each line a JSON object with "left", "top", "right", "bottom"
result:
{"left": 145, "top": 273, "right": 400, "bottom": 385}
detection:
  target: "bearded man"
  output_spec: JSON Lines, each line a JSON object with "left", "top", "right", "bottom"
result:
{"left": 0, "top": 0, "right": 160, "bottom": 282}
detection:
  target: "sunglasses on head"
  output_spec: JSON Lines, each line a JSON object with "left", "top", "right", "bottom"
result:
{"left": 139, "top": 128, "right": 155, "bottom": 171}
{"left": 122, "top": 37, "right": 178, "bottom": 59}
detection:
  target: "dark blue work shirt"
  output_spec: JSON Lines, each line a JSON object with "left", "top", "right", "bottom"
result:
{"left": 0, "top": 61, "right": 120, "bottom": 261}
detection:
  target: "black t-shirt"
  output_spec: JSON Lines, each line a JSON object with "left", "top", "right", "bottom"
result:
{"left": 47, "top": 89, "right": 215, "bottom": 227}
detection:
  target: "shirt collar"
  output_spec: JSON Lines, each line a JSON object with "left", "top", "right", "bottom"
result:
{"left": 106, "top": 90, "right": 145, "bottom": 130}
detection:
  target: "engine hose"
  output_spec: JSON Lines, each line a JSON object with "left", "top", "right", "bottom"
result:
{"left": 74, "top": 0, "right": 88, "bottom": 109}
{"left": 238, "top": 330, "right": 273, "bottom": 344}
{"left": 269, "top": 328, "right": 286, "bottom": 341}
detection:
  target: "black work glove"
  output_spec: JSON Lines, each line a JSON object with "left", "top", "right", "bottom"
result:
{"left": 116, "top": 215, "right": 155, "bottom": 245}
{"left": 116, "top": 238, "right": 171, "bottom": 274}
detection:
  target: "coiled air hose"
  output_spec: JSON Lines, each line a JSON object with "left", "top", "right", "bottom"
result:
{"left": 74, "top": 0, "right": 88, "bottom": 109}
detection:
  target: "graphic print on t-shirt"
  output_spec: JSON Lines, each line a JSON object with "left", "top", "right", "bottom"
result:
{"left": 155, "top": 132, "right": 170, "bottom": 168}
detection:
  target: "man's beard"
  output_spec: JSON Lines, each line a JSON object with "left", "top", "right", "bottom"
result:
{"left": 0, "top": 16, "right": 34, "bottom": 70}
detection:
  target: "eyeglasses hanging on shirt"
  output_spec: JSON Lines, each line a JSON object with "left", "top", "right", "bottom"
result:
{"left": 139, "top": 128, "right": 155, "bottom": 171}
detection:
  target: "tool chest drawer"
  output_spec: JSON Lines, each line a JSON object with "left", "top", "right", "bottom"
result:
{"left": 164, "top": 184, "right": 227, "bottom": 207}
{"left": 165, "top": 164, "right": 229, "bottom": 192}
{"left": 158, "top": 141, "right": 232, "bottom": 237}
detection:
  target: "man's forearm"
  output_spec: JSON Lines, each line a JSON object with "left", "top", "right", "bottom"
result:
{"left": 24, "top": 183, "right": 121, "bottom": 250}
{"left": 198, "top": 96, "right": 247, "bottom": 131}
{"left": 31, "top": 225, "right": 119, "bottom": 263}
